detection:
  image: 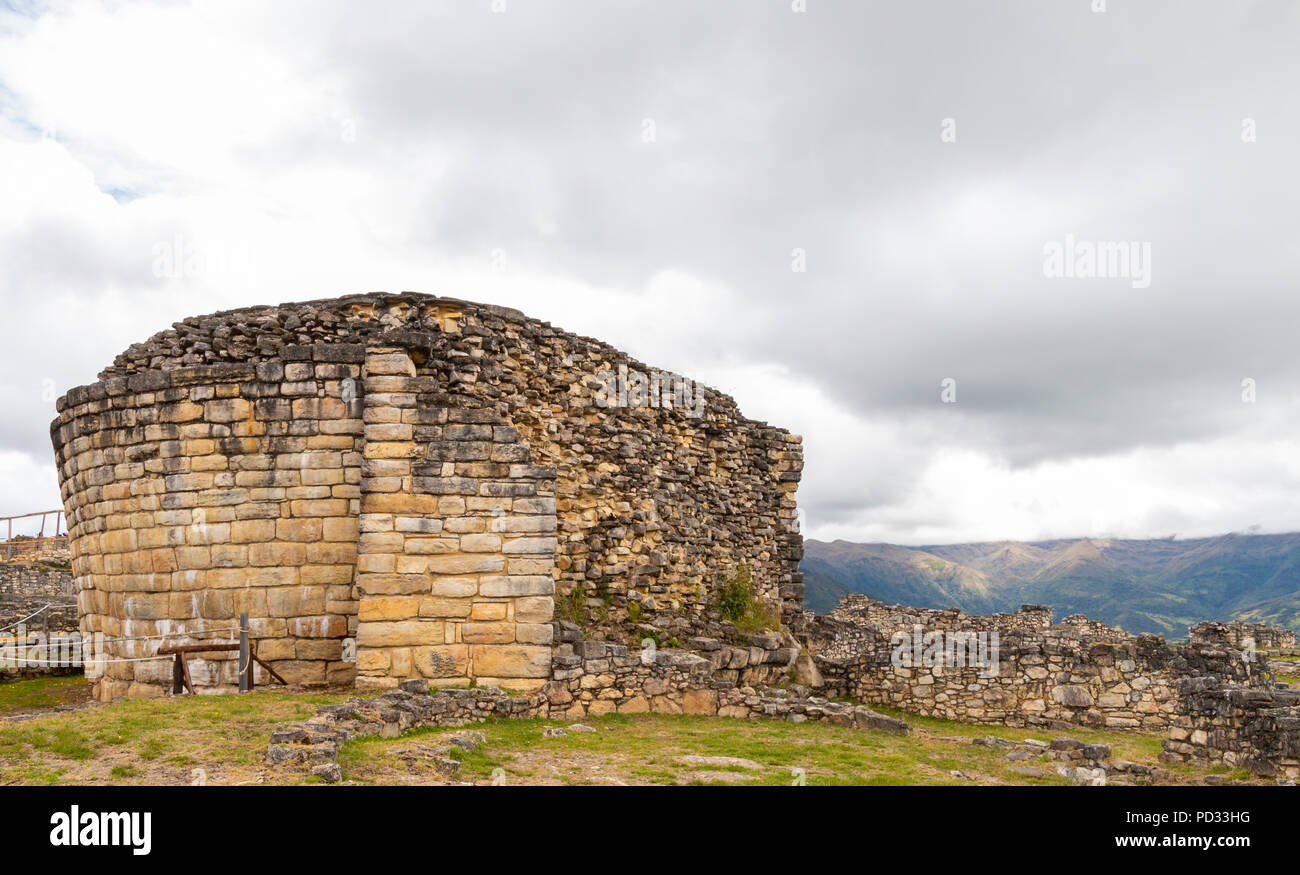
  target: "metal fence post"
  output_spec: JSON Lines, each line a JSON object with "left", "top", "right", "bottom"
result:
{"left": 238, "top": 612, "right": 250, "bottom": 693}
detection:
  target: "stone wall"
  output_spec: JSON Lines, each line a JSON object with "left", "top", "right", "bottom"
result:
{"left": 1189, "top": 620, "right": 1298, "bottom": 652}
{"left": 1060, "top": 613, "right": 1126, "bottom": 640}
{"left": 51, "top": 293, "right": 803, "bottom": 699}
{"left": 353, "top": 345, "right": 558, "bottom": 691}
{"left": 50, "top": 345, "right": 366, "bottom": 699}
{"left": 265, "top": 647, "right": 908, "bottom": 782}
{"left": 1161, "top": 677, "right": 1300, "bottom": 779}
{"left": 807, "top": 595, "right": 1268, "bottom": 731}
{"left": 0, "top": 559, "right": 79, "bottom": 677}
{"left": 0, "top": 559, "right": 76, "bottom": 631}
{"left": 803, "top": 596, "right": 1053, "bottom": 662}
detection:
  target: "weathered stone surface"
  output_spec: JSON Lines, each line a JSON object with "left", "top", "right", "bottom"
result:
{"left": 50, "top": 292, "right": 803, "bottom": 699}
{"left": 806, "top": 594, "right": 1272, "bottom": 738}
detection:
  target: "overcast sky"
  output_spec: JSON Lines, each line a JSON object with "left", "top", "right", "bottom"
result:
{"left": 1, "top": 0, "right": 1298, "bottom": 545}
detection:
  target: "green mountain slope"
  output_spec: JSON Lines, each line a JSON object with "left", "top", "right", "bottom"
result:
{"left": 801, "top": 533, "right": 1300, "bottom": 635}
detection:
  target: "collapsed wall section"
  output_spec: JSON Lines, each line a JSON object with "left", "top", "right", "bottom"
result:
{"left": 1161, "top": 678, "right": 1300, "bottom": 778}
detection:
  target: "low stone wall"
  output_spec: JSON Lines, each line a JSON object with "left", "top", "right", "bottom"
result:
{"left": 0, "top": 560, "right": 79, "bottom": 678}
{"left": 1060, "top": 614, "right": 1125, "bottom": 640}
{"left": 265, "top": 647, "right": 908, "bottom": 781}
{"left": 1189, "top": 620, "right": 1298, "bottom": 652}
{"left": 1161, "top": 677, "right": 1300, "bottom": 779}
{"left": 803, "top": 597, "right": 1053, "bottom": 664}
{"left": 808, "top": 596, "right": 1268, "bottom": 731}
{"left": 0, "top": 561, "right": 77, "bottom": 631}
{"left": 546, "top": 635, "right": 801, "bottom": 719}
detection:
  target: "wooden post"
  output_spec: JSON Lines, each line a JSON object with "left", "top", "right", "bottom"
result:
{"left": 238, "top": 612, "right": 250, "bottom": 693}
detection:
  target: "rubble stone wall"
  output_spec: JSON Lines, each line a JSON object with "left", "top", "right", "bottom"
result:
{"left": 808, "top": 595, "right": 1267, "bottom": 731}
{"left": 265, "top": 647, "right": 909, "bottom": 781}
{"left": 1162, "top": 678, "right": 1300, "bottom": 779}
{"left": 0, "top": 560, "right": 79, "bottom": 677}
{"left": 0, "top": 560, "right": 76, "bottom": 631}
{"left": 1189, "top": 620, "right": 1298, "bottom": 652}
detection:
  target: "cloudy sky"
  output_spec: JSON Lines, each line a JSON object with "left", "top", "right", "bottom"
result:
{"left": 1, "top": 0, "right": 1297, "bottom": 545}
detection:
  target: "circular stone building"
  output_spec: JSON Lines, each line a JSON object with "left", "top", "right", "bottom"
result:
{"left": 50, "top": 293, "right": 804, "bottom": 700}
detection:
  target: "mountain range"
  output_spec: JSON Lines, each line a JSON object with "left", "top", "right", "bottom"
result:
{"left": 800, "top": 533, "right": 1300, "bottom": 636}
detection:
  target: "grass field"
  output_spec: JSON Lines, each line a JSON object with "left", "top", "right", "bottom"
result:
{"left": 0, "top": 675, "right": 1258, "bottom": 786}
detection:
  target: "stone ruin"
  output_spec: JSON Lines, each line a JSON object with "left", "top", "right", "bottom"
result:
{"left": 1189, "top": 619, "right": 1298, "bottom": 653}
{"left": 50, "top": 293, "right": 803, "bottom": 700}
{"left": 802, "top": 593, "right": 1300, "bottom": 780}
{"left": 0, "top": 554, "right": 78, "bottom": 678}
{"left": 804, "top": 595, "right": 1268, "bottom": 731}
{"left": 43, "top": 289, "right": 1300, "bottom": 779}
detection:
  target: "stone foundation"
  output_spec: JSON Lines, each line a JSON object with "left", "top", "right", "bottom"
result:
{"left": 265, "top": 648, "right": 908, "bottom": 781}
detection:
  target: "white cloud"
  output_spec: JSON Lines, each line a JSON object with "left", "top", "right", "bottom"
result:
{"left": 0, "top": 0, "right": 1297, "bottom": 546}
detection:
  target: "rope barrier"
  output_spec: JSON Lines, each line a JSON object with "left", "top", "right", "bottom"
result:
{"left": 0, "top": 603, "right": 75, "bottom": 633}
{"left": 0, "top": 654, "right": 170, "bottom": 665}
{"left": 102, "top": 627, "right": 238, "bottom": 643}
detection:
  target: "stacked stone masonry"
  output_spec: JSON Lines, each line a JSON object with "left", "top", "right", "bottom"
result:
{"left": 0, "top": 560, "right": 76, "bottom": 631}
{"left": 0, "top": 558, "right": 78, "bottom": 677}
{"left": 265, "top": 648, "right": 909, "bottom": 780}
{"left": 1161, "top": 677, "right": 1300, "bottom": 779}
{"left": 50, "top": 293, "right": 803, "bottom": 700}
{"left": 807, "top": 595, "right": 1270, "bottom": 731}
{"left": 1189, "top": 620, "right": 1298, "bottom": 653}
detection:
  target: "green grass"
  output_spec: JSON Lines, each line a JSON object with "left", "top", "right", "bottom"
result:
{"left": 0, "top": 676, "right": 1259, "bottom": 786}
{"left": 869, "top": 704, "right": 1167, "bottom": 765}
{"left": 0, "top": 675, "right": 87, "bottom": 713}
{"left": 338, "top": 712, "right": 1089, "bottom": 786}
{"left": 0, "top": 680, "right": 349, "bottom": 785}
{"left": 719, "top": 563, "right": 781, "bottom": 634}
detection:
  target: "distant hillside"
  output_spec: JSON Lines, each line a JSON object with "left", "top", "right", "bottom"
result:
{"left": 801, "top": 533, "right": 1300, "bottom": 635}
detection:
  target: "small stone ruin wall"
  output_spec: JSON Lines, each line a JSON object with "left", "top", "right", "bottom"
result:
{"left": 0, "top": 559, "right": 76, "bottom": 631}
{"left": 1189, "top": 620, "right": 1298, "bottom": 652}
{"left": 265, "top": 644, "right": 908, "bottom": 781}
{"left": 0, "top": 558, "right": 79, "bottom": 677}
{"left": 1059, "top": 613, "right": 1126, "bottom": 640}
{"left": 1161, "top": 678, "right": 1300, "bottom": 779}
{"left": 50, "top": 293, "right": 803, "bottom": 699}
{"left": 807, "top": 595, "right": 1268, "bottom": 731}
